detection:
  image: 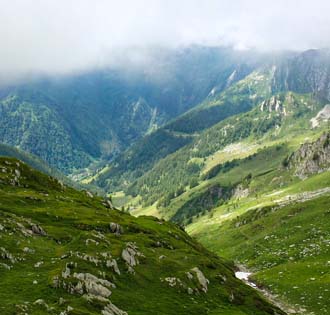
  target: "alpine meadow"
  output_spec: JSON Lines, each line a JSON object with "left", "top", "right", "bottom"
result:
{"left": 0, "top": 1, "right": 330, "bottom": 314}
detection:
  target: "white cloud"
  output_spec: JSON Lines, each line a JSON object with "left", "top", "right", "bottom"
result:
{"left": 0, "top": 0, "right": 329, "bottom": 82}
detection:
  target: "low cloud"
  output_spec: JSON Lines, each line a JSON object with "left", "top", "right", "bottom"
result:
{"left": 0, "top": 0, "right": 330, "bottom": 83}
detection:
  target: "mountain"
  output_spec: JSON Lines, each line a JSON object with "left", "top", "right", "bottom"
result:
{"left": 0, "top": 156, "right": 284, "bottom": 315}
{"left": 2, "top": 47, "right": 330, "bottom": 315}
{"left": 0, "top": 46, "right": 262, "bottom": 174}
{"left": 92, "top": 66, "right": 275, "bottom": 192}
{"left": 186, "top": 132, "right": 330, "bottom": 315}
{"left": 90, "top": 49, "right": 330, "bottom": 204}
{"left": 86, "top": 50, "right": 330, "bottom": 314}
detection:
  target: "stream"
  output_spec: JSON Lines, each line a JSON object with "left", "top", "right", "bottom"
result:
{"left": 235, "top": 267, "right": 300, "bottom": 314}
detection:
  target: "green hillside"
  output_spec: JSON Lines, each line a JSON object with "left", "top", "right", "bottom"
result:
{"left": 93, "top": 68, "right": 274, "bottom": 193}
{"left": 0, "top": 157, "right": 284, "bottom": 315}
{"left": 115, "top": 91, "right": 324, "bottom": 214}
{"left": 0, "top": 46, "right": 259, "bottom": 173}
{"left": 92, "top": 49, "right": 330, "bottom": 202}
{"left": 188, "top": 178, "right": 330, "bottom": 315}
{"left": 184, "top": 132, "right": 330, "bottom": 315}
{"left": 0, "top": 142, "right": 77, "bottom": 188}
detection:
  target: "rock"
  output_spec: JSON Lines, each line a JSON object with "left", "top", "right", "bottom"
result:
{"left": 59, "top": 297, "right": 66, "bottom": 305}
{"left": 288, "top": 132, "right": 330, "bottom": 177}
{"left": 71, "top": 273, "right": 115, "bottom": 298}
{"left": 121, "top": 242, "right": 142, "bottom": 268}
{"left": 102, "top": 302, "right": 128, "bottom": 315}
{"left": 260, "top": 95, "right": 286, "bottom": 115}
{"left": 103, "top": 199, "right": 114, "bottom": 209}
{"left": 310, "top": 104, "right": 330, "bottom": 128}
{"left": 191, "top": 267, "right": 209, "bottom": 293}
{"left": 186, "top": 272, "right": 193, "bottom": 280}
{"left": 34, "top": 261, "right": 43, "bottom": 268}
{"left": 34, "top": 299, "right": 49, "bottom": 310}
{"left": 83, "top": 294, "right": 109, "bottom": 303}
{"left": 164, "top": 277, "right": 182, "bottom": 287}
{"left": 14, "top": 169, "right": 21, "bottom": 178}
{"left": 233, "top": 184, "right": 249, "bottom": 199}
{"left": 62, "top": 263, "right": 71, "bottom": 278}
{"left": 106, "top": 259, "right": 121, "bottom": 275}
{"left": 53, "top": 276, "right": 60, "bottom": 288}
{"left": 34, "top": 299, "right": 45, "bottom": 305}
{"left": 85, "top": 239, "right": 99, "bottom": 246}
{"left": 31, "top": 224, "right": 47, "bottom": 236}
{"left": 86, "top": 191, "right": 94, "bottom": 198}
{"left": 109, "top": 222, "right": 123, "bottom": 235}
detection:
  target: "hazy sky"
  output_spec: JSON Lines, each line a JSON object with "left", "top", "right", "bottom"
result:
{"left": 1, "top": 0, "right": 330, "bottom": 82}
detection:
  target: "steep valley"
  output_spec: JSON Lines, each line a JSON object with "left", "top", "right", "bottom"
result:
{"left": 1, "top": 47, "right": 330, "bottom": 315}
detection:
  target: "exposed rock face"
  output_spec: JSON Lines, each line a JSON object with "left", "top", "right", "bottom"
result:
{"left": 31, "top": 224, "right": 47, "bottom": 236}
{"left": 164, "top": 277, "right": 182, "bottom": 287}
{"left": 288, "top": 132, "right": 330, "bottom": 178}
{"left": 72, "top": 272, "right": 115, "bottom": 298}
{"left": 191, "top": 267, "right": 209, "bottom": 293}
{"left": 121, "top": 242, "right": 143, "bottom": 269}
{"left": 102, "top": 302, "right": 128, "bottom": 315}
{"left": 272, "top": 49, "right": 330, "bottom": 101}
{"left": 103, "top": 199, "right": 114, "bottom": 209}
{"left": 260, "top": 96, "right": 286, "bottom": 115}
{"left": 106, "top": 259, "right": 121, "bottom": 275}
{"left": 85, "top": 191, "right": 94, "bottom": 198}
{"left": 109, "top": 222, "right": 123, "bottom": 235}
{"left": 310, "top": 104, "right": 330, "bottom": 128}
{"left": 233, "top": 184, "right": 249, "bottom": 199}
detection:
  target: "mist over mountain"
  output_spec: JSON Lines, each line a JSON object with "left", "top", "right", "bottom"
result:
{"left": 1, "top": 2, "right": 330, "bottom": 315}
{"left": 0, "top": 46, "right": 266, "bottom": 172}
{"left": 1, "top": 0, "right": 330, "bottom": 84}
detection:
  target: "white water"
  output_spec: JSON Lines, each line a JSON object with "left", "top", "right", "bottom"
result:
{"left": 235, "top": 268, "right": 298, "bottom": 314}
{"left": 235, "top": 271, "right": 257, "bottom": 287}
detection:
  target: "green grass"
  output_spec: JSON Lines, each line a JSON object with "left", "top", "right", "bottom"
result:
{"left": 188, "top": 178, "right": 330, "bottom": 315}
{"left": 0, "top": 157, "right": 283, "bottom": 315}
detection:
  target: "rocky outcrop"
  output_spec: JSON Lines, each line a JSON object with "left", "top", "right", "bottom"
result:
{"left": 109, "top": 222, "right": 123, "bottom": 235}
{"left": 31, "top": 224, "right": 47, "bottom": 236}
{"left": 102, "top": 302, "right": 128, "bottom": 315}
{"left": 288, "top": 132, "right": 330, "bottom": 178}
{"left": 121, "top": 242, "right": 143, "bottom": 270}
{"left": 260, "top": 96, "right": 287, "bottom": 115}
{"left": 232, "top": 184, "right": 249, "bottom": 199}
{"left": 72, "top": 272, "right": 115, "bottom": 298}
{"left": 310, "top": 104, "right": 330, "bottom": 128}
{"left": 103, "top": 199, "right": 114, "bottom": 210}
{"left": 106, "top": 259, "right": 121, "bottom": 275}
{"left": 191, "top": 267, "right": 209, "bottom": 293}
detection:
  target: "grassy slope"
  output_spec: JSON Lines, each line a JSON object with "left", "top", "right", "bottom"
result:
{"left": 0, "top": 157, "right": 283, "bottom": 315}
{"left": 186, "top": 139, "right": 330, "bottom": 315}
{"left": 189, "top": 189, "right": 330, "bottom": 315}
{"left": 129, "top": 91, "right": 324, "bottom": 218}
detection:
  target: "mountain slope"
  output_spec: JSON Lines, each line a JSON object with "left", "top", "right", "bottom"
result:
{"left": 93, "top": 67, "right": 274, "bottom": 192}
{"left": 185, "top": 132, "right": 330, "bottom": 315}
{"left": 0, "top": 142, "right": 77, "bottom": 188}
{"left": 0, "top": 157, "right": 284, "bottom": 315}
{"left": 0, "top": 46, "right": 261, "bottom": 173}
{"left": 113, "top": 91, "right": 324, "bottom": 214}
{"left": 92, "top": 49, "right": 330, "bottom": 199}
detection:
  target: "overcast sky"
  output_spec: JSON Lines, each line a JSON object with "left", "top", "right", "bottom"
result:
{"left": 1, "top": 0, "right": 330, "bottom": 82}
